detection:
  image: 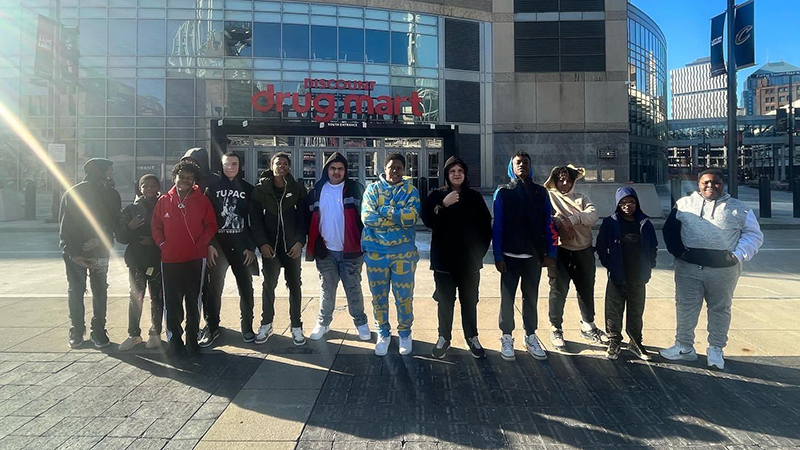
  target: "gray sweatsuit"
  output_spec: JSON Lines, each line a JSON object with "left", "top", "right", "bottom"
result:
{"left": 672, "top": 192, "right": 763, "bottom": 349}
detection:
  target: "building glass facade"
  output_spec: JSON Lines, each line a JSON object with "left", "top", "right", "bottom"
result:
{"left": 627, "top": 4, "right": 667, "bottom": 184}
{"left": 1, "top": 0, "right": 492, "bottom": 204}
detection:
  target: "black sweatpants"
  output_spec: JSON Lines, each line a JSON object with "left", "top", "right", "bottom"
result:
{"left": 604, "top": 280, "right": 646, "bottom": 344}
{"left": 127, "top": 268, "right": 164, "bottom": 337}
{"left": 548, "top": 246, "right": 597, "bottom": 329}
{"left": 261, "top": 244, "right": 303, "bottom": 328}
{"left": 205, "top": 241, "right": 255, "bottom": 332}
{"left": 163, "top": 259, "right": 205, "bottom": 351}
{"left": 499, "top": 256, "right": 543, "bottom": 336}
{"left": 433, "top": 270, "right": 480, "bottom": 342}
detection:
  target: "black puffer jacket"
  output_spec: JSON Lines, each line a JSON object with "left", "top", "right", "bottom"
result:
{"left": 116, "top": 196, "right": 160, "bottom": 272}
{"left": 421, "top": 157, "right": 492, "bottom": 274}
{"left": 249, "top": 170, "right": 308, "bottom": 251}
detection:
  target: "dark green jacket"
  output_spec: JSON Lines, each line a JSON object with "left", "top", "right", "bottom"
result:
{"left": 249, "top": 170, "right": 307, "bottom": 251}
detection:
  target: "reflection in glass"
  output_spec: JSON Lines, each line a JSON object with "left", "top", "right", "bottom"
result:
{"left": 253, "top": 22, "right": 280, "bottom": 57}
{"left": 137, "top": 79, "right": 166, "bottom": 116}
{"left": 338, "top": 27, "right": 364, "bottom": 62}
{"left": 197, "top": 20, "right": 224, "bottom": 57}
{"left": 79, "top": 19, "right": 107, "bottom": 55}
{"left": 196, "top": 79, "right": 224, "bottom": 116}
{"left": 302, "top": 150, "right": 317, "bottom": 189}
{"left": 346, "top": 152, "right": 360, "bottom": 179}
{"left": 405, "top": 151, "right": 419, "bottom": 179}
{"left": 225, "top": 80, "right": 253, "bottom": 117}
{"left": 78, "top": 80, "right": 105, "bottom": 116}
{"left": 138, "top": 20, "right": 166, "bottom": 56}
{"left": 415, "top": 34, "right": 438, "bottom": 68}
{"left": 365, "top": 151, "right": 378, "bottom": 183}
{"left": 283, "top": 24, "right": 309, "bottom": 59}
{"left": 311, "top": 25, "right": 336, "bottom": 60}
{"left": 108, "top": 20, "right": 136, "bottom": 55}
{"left": 107, "top": 79, "right": 135, "bottom": 116}
{"left": 365, "top": 30, "right": 389, "bottom": 64}
{"left": 391, "top": 31, "right": 412, "bottom": 65}
{"left": 385, "top": 138, "right": 421, "bottom": 148}
{"left": 225, "top": 21, "right": 252, "bottom": 56}
{"left": 166, "top": 79, "right": 194, "bottom": 116}
{"left": 107, "top": 140, "right": 136, "bottom": 197}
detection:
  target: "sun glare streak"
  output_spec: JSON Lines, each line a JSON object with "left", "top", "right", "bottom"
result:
{"left": 0, "top": 99, "right": 116, "bottom": 254}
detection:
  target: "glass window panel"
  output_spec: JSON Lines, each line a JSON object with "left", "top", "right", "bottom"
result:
{"left": 283, "top": 2, "right": 309, "bottom": 13}
{"left": 108, "top": 68, "right": 137, "bottom": 77}
{"left": 226, "top": 0, "right": 252, "bottom": 10}
{"left": 338, "top": 28, "right": 363, "bottom": 62}
{"left": 311, "top": 5, "right": 336, "bottom": 15}
{"left": 138, "top": 20, "right": 166, "bottom": 56}
{"left": 365, "top": 64, "right": 389, "bottom": 74}
{"left": 311, "top": 25, "right": 336, "bottom": 60}
{"left": 137, "top": 79, "right": 166, "bottom": 116}
{"left": 365, "top": 19, "right": 389, "bottom": 30}
{"left": 138, "top": 68, "right": 166, "bottom": 77}
{"left": 107, "top": 78, "right": 135, "bottom": 116}
{"left": 254, "top": 59, "right": 281, "bottom": 69}
{"left": 284, "top": 60, "right": 309, "bottom": 70}
{"left": 311, "top": 16, "right": 336, "bottom": 26}
{"left": 138, "top": 9, "right": 166, "bottom": 19}
{"left": 391, "top": 31, "right": 411, "bottom": 66}
{"left": 80, "top": 8, "right": 106, "bottom": 18}
{"left": 108, "top": 20, "right": 136, "bottom": 55}
{"left": 391, "top": 12, "right": 414, "bottom": 22}
{"left": 225, "top": 80, "right": 253, "bottom": 117}
{"left": 601, "top": 169, "right": 615, "bottom": 182}
{"left": 417, "top": 15, "right": 437, "bottom": 25}
{"left": 365, "top": 30, "right": 389, "bottom": 64}
{"left": 77, "top": 79, "right": 105, "bottom": 116}
{"left": 224, "top": 21, "right": 252, "bottom": 56}
{"left": 310, "top": 71, "right": 336, "bottom": 79}
{"left": 225, "top": 11, "right": 252, "bottom": 21}
{"left": 107, "top": 140, "right": 136, "bottom": 196}
{"left": 196, "top": 79, "right": 224, "bottom": 116}
{"left": 254, "top": 12, "right": 281, "bottom": 22}
{"left": 311, "top": 61, "right": 336, "bottom": 71}
{"left": 283, "top": 14, "right": 309, "bottom": 24}
{"left": 283, "top": 24, "right": 309, "bottom": 59}
{"left": 254, "top": 70, "right": 280, "bottom": 80}
{"left": 196, "top": 20, "right": 224, "bottom": 56}
{"left": 168, "top": 20, "right": 195, "bottom": 56}
{"left": 0, "top": 21, "right": 20, "bottom": 56}
{"left": 109, "top": 8, "right": 136, "bottom": 18}
{"left": 365, "top": 9, "right": 389, "bottom": 20}
{"left": 168, "top": 0, "right": 194, "bottom": 7}
{"left": 338, "top": 62, "right": 363, "bottom": 73}
{"left": 338, "top": 6, "right": 362, "bottom": 17}
{"left": 416, "top": 24, "right": 437, "bottom": 35}
{"left": 283, "top": 71, "right": 308, "bottom": 81}
{"left": 166, "top": 79, "right": 194, "bottom": 116}
{"left": 255, "top": 2, "right": 280, "bottom": 12}
{"left": 415, "top": 34, "right": 437, "bottom": 67}
{"left": 79, "top": 20, "right": 106, "bottom": 55}
{"left": 338, "top": 18, "right": 363, "bottom": 28}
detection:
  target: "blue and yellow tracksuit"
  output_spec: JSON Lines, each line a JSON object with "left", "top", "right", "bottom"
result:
{"left": 361, "top": 174, "right": 420, "bottom": 338}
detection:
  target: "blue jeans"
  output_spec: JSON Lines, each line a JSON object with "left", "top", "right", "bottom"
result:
{"left": 315, "top": 251, "right": 368, "bottom": 327}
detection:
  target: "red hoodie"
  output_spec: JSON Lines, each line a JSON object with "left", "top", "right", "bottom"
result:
{"left": 151, "top": 185, "right": 218, "bottom": 263}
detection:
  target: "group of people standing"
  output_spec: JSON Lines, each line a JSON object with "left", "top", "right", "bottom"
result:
{"left": 59, "top": 148, "right": 763, "bottom": 369}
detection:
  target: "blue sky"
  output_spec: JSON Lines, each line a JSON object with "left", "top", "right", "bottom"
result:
{"left": 630, "top": 0, "right": 798, "bottom": 110}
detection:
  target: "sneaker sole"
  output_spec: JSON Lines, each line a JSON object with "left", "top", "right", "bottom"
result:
{"left": 469, "top": 350, "right": 486, "bottom": 359}
{"left": 255, "top": 335, "right": 272, "bottom": 344}
{"left": 528, "top": 351, "right": 547, "bottom": 361}
{"left": 629, "top": 351, "right": 652, "bottom": 361}
{"left": 707, "top": 362, "right": 725, "bottom": 370}
{"left": 660, "top": 352, "right": 698, "bottom": 361}
{"left": 68, "top": 341, "right": 84, "bottom": 349}
{"left": 309, "top": 333, "right": 327, "bottom": 341}
{"left": 293, "top": 340, "right": 306, "bottom": 346}
{"left": 606, "top": 353, "right": 619, "bottom": 360}
{"left": 432, "top": 350, "right": 448, "bottom": 359}
{"left": 242, "top": 336, "right": 255, "bottom": 343}
{"left": 501, "top": 352, "right": 516, "bottom": 361}
{"left": 92, "top": 339, "right": 110, "bottom": 349}
{"left": 145, "top": 343, "right": 162, "bottom": 349}
{"left": 359, "top": 334, "right": 372, "bottom": 341}
{"left": 375, "top": 348, "right": 388, "bottom": 356}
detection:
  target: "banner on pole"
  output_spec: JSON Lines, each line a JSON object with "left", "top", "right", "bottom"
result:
{"left": 34, "top": 15, "right": 56, "bottom": 79}
{"left": 734, "top": 0, "right": 755, "bottom": 70}
{"left": 710, "top": 12, "right": 727, "bottom": 77}
{"left": 60, "top": 27, "right": 79, "bottom": 85}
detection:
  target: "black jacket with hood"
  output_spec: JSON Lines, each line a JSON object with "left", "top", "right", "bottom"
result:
{"left": 205, "top": 171, "right": 256, "bottom": 255}
{"left": 116, "top": 194, "right": 160, "bottom": 273}
{"left": 182, "top": 147, "right": 220, "bottom": 193}
{"left": 304, "top": 152, "right": 365, "bottom": 261}
{"left": 249, "top": 169, "right": 308, "bottom": 252}
{"left": 59, "top": 158, "right": 122, "bottom": 258}
{"left": 422, "top": 157, "right": 492, "bottom": 274}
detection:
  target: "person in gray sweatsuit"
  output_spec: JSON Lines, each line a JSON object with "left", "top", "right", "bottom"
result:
{"left": 660, "top": 169, "right": 763, "bottom": 370}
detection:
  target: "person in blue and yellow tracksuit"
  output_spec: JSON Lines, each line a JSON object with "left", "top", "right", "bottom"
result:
{"left": 361, "top": 153, "right": 421, "bottom": 357}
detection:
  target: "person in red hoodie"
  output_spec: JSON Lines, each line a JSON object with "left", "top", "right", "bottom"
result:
{"left": 151, "top": 160, "right": 218, "bottom": 357}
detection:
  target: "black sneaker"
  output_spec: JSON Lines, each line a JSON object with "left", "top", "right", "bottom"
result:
{"left": 166, "top": 340, "right": 186, "bottom": 359}
{"left": 467, "top": 336, "right": 486, "bottom": 359}
{"left": 431, "top": 336, "right": 450, "bottom": 359}
{"left": 581, "top": 327, "right": 608, "bottom": 344}
{"left": 68, "top": 329, "right": 84, "bottom": 349}
{"left": 628, "top": 340, "right": 652, "bottom": 361}
{"left": 606, "top": 341, "right": 621, "bottom": 360}
{"left": 241, "top": 321, "right": 255, "bottom": 343}
{"left": 185, "top": 342, "right": 200, "bottom": 358}
{"left": 198, "top": 326, "right": 220, "bottom": 348}
{"left": 90, "top": 330, "right": 110, "bottom": 348}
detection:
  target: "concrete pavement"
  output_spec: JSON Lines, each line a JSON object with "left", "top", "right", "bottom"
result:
{"left": 1, "top": 230, "right": 800, "bottom": 449}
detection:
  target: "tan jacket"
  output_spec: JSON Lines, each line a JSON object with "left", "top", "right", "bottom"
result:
{"left": 543, "top": 166, "right": 598, "bottom": 251}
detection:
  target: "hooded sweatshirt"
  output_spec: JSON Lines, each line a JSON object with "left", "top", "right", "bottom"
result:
{"left": 543, "top": 165, "right": 598, "bottom": 251}
{"left": 116, "top": 194, "right": 160, "bottom": 272}
{"left": 151, "top": 185, "right": 218, "bottom": 263}
{"left": 182, "top": 147, "right": 220, "bottom": 193}
{"left": 305, "top": 152, "right": 365, "bottom": 261}
{"left": 663, "top": 191, "right": 763, "bottom": 267}
{"left": 492, "top": 158, "right": 558, "bottom": 262}
{"left": 205, "top": 172, "right": 255, "bottom": 255}
{"left": 361, "top": 173, "right": 420, "bottom": 254}
{"left": 421, "top": 156, "right": 492, "bottom": 274}
{"left": 59, "top": 158, "right": 122, "bottom": 259}
{"left": 596, "top": 187, "right": 658, "bottom": 285}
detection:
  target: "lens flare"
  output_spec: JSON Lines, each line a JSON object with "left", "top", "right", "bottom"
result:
{"left": 0, "top": 100, "right": 115, "bottom": 254}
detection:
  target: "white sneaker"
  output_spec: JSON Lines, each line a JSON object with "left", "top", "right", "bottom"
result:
{"left": 375, "top": 334, "right": 391, "bottom": 356}
{"left": 309, "top": 324, "right": 329, "bottom": 341}
{"left": 398, "top": 335, "right": 413, "bottom": 356}
{"left": 526, "top": 334, "right": 547, "bottom": 360}
{"left": 707, "top": 346, "right": 725, "bottom": 370}
{"left": 118, "top": 336, "right": 142, "bottom": 352}
{"left": 659, "top": 342, "right": 698, "bottom": 361}
{"left": 255, "top": 323, "right": 273, "bottom": 344}
{"left": 356, "top": 324, "right": 372, "bottom": 341}
{"left": 145, "top": 334, "right": 161, "bottom": 349}
{"left": 500, "top": 334, "right": 515, "bottom": 361}
{"left": 291, "top": 327, "right": 306, "bottom": 346}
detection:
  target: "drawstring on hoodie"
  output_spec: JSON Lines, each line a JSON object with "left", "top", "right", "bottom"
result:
{"left": 700, "top": 199, "right": 719, "bottom": 219}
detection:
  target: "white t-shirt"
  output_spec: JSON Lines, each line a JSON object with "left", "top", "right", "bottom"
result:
{"left": 319, "top": 181, "right": 345, "bottom": 251}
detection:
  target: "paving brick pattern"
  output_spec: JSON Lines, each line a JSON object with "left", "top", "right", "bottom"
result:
{"left": 299, "top": 352, "right": 800, "bottom": 449}
{"left": 0, "top": 352, "right": 261, "bottom": 449}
